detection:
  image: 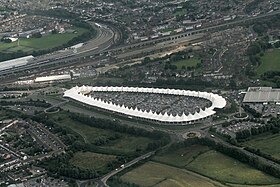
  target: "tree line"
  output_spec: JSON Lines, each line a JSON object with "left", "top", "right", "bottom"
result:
{"left": 39, "top": 151, "right": 96, "bottom": 179}
{"left": 235, "top": 119, "right": 280, "bottom": 140}
{"left": 69, "top": 112, "right": 169, "bottom": 141}
{"left": 68, "top": 112, "right": 170, "bottom": 152}
{"left": 242, "top": 104, "right": 261, "bottom": 118}
{"left": 0, "top": 99, "right": 51, "bottom": 108}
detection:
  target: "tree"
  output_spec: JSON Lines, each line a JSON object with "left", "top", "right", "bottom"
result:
{"left": 143, "top": 57, "right": 151, "bottom": 64}
{"left": 247, "top": 43, "right": 261, "bottom": 56}
{"left": 52, "top": 29, "right": 58, "bottom": 34}
{"left": 1, "top": 37, "right": 12, "bottom": 43}
{"left": 32, "top": 32, "right": 42, "bottom": 38}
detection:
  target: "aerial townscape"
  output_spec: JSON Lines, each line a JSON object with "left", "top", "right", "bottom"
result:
{"left": 0, "top": 0, "right": 280, "bottom": 186}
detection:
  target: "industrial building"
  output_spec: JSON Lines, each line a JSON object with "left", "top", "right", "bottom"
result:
{"left": 0, "top": 55, "right": 34, "bottom": 72}
{"left": 34, "top": 74, "right": 72, "bottom": 83}
{"left": 243, "top": 87, "right": 280, "bottom": 104}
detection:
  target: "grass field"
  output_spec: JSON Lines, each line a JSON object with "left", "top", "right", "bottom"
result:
{"left": 0, "top": 27, "right": 88, "bottom": 53}
{"left": 260, "top": 80, "right": 277, "bottom": 87}
{"left": 153, "top": 144, "right": 210, "bottom": 168}
{"left": 172, "top": 57, "right": 201, "bottom": 69}
{"left": 121, "top": 161, "right": 222, "bottom": 187}
{"left": 57, "top": 98, "right": 200, "bottom": 132}
{"left": 187, "top": 150, "right": 280, "bottom": 185}
{"left": 100, "top": 135, "right": 153, "bottom": 154}
{"left": 243, "top": 133, "right": 280, "bottom": 160}
{"left": 152, "top": 144, "right": 280, "bottom": 185}
{"left": 256, "top": 49, "right": 280, "bottom": 75}
{"left": 229, "top": 184, "right": 280, "bottom": 187}
{"left": 50, "top": 112, "right": 154, "bottom": 154}
{"left": 70, "top": 151, "right": 116, "bottom": 171}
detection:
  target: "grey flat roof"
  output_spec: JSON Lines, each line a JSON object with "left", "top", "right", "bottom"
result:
{"left": 0, "top": 55, "right": 34, "bottom": 71}
{"left": 243, "top": 87, "right": 280, "bottom": 103}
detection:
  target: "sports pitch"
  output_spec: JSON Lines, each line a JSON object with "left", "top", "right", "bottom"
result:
{"left": 0, "top": 27, "right": 88, "bottom": 53}
{"left": 256, "top": 49, "right": 280, "bottom": 75}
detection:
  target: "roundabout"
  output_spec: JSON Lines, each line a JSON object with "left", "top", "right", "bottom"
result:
{"left": 233, "top": 112, "right": 248, "bottom": 120}
{"left": 182, "top": 131, "right": 202, "bottom": 139}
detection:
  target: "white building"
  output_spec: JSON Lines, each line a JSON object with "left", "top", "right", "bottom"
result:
{"left": 0, "top": 55, "right": 34, "bottom": 72}
{"left": 35, "top": 74, "right": 71, "bottom": 83}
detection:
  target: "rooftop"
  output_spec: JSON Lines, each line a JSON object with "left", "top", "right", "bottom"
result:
{"left": 0, "top": 55, "right": 34, "bottom": 71}
{"left": 243, "top": 87, "right": 280, "bottom": 103}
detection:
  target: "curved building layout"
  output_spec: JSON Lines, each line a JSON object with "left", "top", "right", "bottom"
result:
{"left": 64, "top": 86, "right": 226, "bottom": 124}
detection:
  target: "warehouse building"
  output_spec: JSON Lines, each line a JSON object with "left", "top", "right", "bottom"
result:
{"left": 243, "top": 87, "right": 280, "bottom": 104}
{"left": 0, "top": 55, "right": 34, "bottom": 72}
{"left": 34, "top": 74, "right": 72, "bottom": 83}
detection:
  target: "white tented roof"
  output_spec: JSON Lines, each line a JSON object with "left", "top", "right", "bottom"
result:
{"left": 0, "top": 55, "right": 34, "bottom": 71}
{"left": 64, "top": 86, "right": 227, "bottom": 124}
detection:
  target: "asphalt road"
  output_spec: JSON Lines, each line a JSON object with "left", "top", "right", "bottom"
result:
{"left": 97, "top": 151, "right": 155, "bottom": 187}
{"left": 44, "top": 99, "right": 69, "bottom": 113}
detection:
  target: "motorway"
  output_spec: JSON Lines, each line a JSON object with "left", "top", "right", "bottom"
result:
{"left": 76, "top": 25, "right": 116, "bottom": 54}
{"left": 44, "top": 99, "right": 69, "bottom": 113}
{"left": 0, "top": 22, "right": 116, "bottom": 76}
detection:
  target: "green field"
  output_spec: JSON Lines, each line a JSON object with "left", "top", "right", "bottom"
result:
{"left": 100, "top": 135, "right": 153, "bottom": 154}
{"left": 187, "top": 150, "right": 280, "bottom": 185}
{"left": 70, "top": 152, "right": 116, "bottom": 171}
{"left": 260, "top": 80, "right": 277, "bottom": 87}
{"left": 50, "top": 112, "right": 154, "bottom": 154}
{"left": 152, "top": 145, "right": 280, "bottom": 185}
{"left": 121, "top": 161, "right": 222, "bottom": 187}
{"left": 0, "top": 27, "right": 88, "bottom": 53}
{"left": 172, "top": 57, "right": 201, "bottom": 69}
{"left": 243, "top": 133, "right": 280, "bottom": 160}
{"left": 153, "top": 144, "right": 210, "bottom": 168}
{"left": 160, "top": 28, "right": 175, "bottom": 33}
{"left": 256, "top": 49, "right": 280, "bottom": 75}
